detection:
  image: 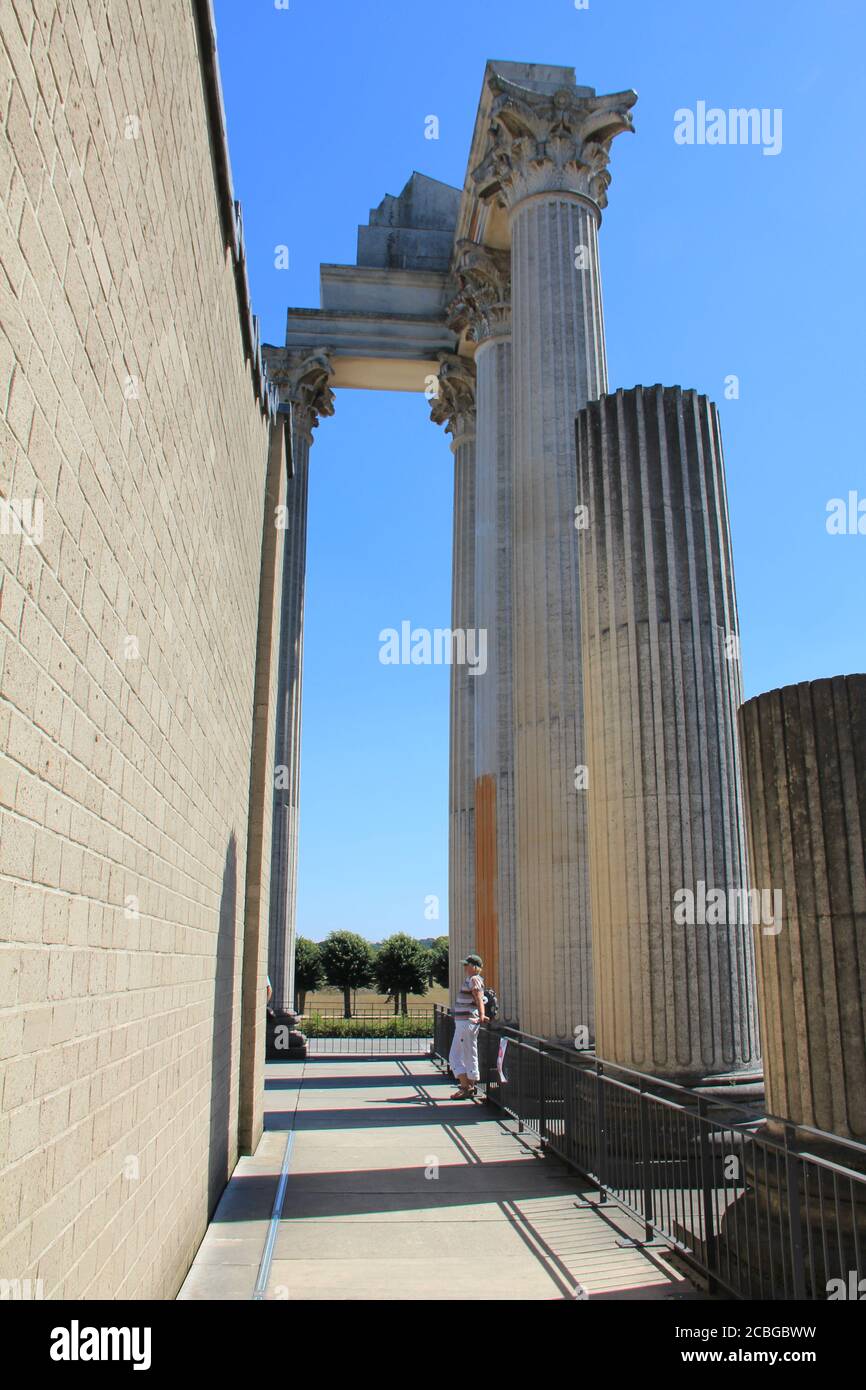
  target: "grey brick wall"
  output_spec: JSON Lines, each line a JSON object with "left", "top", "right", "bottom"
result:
{"left": 0, "top": 0, "right": 279, "bottom": 1298}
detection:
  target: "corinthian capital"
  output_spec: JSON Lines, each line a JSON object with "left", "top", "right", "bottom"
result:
{"left": 472, "top": 77, "right": 637, "bottom": 212}
{"left": 264, "top": 348, "right": 336, "bottom": 443}
{"left": 429, "top": 352, "right": 476, "bottom": 442}
{"left": 447, "top": 241, "right": 511, "bottom": 344}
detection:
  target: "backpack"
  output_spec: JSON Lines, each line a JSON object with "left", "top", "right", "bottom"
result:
{"left": 483, "top": 987, "right": 499, "bottom": 1021}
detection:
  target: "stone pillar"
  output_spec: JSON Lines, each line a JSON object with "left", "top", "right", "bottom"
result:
{"left": 739, "top": 676, "right": 866, "bottom": 1138}
{"left": 265, "top": 350, "right": 334, "bottom": 1015}
{"left": 431, "top": 354, "right": 477, "bottom": 1002}
{"left": 576, "top": 386, "right": 760, "bottom": 1081}
{"left": 238, "top": 418, "right": 288, "bottom": 1148}
{"left": 449, "top": 243, "right": 517, "bottom": 1020}
{"left": 473, "top": 81, "right": 636, "bottom": 1041}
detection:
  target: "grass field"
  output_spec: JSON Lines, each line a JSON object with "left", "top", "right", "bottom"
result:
{"left": 298, "top": 986, "right": 449, "bottom": 1016}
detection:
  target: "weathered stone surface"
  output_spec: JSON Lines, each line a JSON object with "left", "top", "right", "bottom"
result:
{"left": 262, "top": 350, "right": 335, "bottom": 1014}
{"left": 473, "top": 75, "right": 636, "bottom": 209}
{"left": 280, "top": 174, "right": 461, "bottom": 392}
{"left": 358, "top": 172, "right": 461, "bottom": 272}
{"left": 430, "top": 355, "right": 477, "bottom": 998}
{"left": 452, "top": 243, "right": 518, "bottom": 1020}
{"left": 576, "top": 386, "right": 760, "bottom": 1081}
{"left": 266, "top": 1010, "right": 307, "bottom": 1062}
{"left": 501, "top": 195, "right": 607, "bottom": 1042}
{"left": 449, "top": 241, "right": 511, "bottom": 346}
{"left": 461, "top": 65, "right": 636, "bottom": 1045}
{"left": 739, "top": 676, "right": 866, "bottom": 1138}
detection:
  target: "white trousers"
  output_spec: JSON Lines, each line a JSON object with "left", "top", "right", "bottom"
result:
{"left": 449, "top": 1019, "right": 480, "bottom": 1082}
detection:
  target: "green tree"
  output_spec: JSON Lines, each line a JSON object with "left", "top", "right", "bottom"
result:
{"left": 319, "top": 931, "right": 375, "bottom": 1018}
{"left": 428, "top": 935, "right": 449, "bottom": 990}
{"left": 293, "top": 937, "right": 324, "bottom": 1014}
{"left": 372, "top": 934, "right": 432, "bottom": 1015}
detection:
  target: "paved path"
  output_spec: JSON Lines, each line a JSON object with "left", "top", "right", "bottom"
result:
{"left": 178, "top": 1055, "right": 707, "bottom": 1301}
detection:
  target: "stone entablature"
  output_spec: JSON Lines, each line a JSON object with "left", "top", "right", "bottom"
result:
{"left": 266, "top": 63, "right": 634, "bottom": 392}
{"left": 357, "top": 173, "right": 461, "bottom": 272}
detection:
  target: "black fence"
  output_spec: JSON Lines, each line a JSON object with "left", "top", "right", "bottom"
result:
{"left": 301, "top": 1011, "right": 434, "bottom": 1055}
{"left": 433, "top": 1006, "right": 866, "bottom": 1301}
{"left": 300, "top": 1007, "right": 434, "bottom": 1021}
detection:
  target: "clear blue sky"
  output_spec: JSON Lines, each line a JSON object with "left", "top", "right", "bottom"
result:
{"left": 213, "top": 0, "right": 865, "bottom": 943}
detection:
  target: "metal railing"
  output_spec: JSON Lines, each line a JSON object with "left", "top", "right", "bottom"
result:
{"left": 300, "top": 1006, "right": 435, "bottom": 1021}
{"left": 433, "top": 1006, "right": 866, "bottom": 1300}
{"left": 301, "top": 1010, "right": 434, "bottom": 1055}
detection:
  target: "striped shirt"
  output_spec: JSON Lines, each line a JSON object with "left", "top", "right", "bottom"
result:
{"left": 454, "top": 973, "right": 484, "bottom": 1020}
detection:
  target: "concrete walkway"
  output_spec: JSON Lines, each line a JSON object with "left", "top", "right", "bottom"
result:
{"left": 178, "top": 1055, "right": 707, "bottom": 1301}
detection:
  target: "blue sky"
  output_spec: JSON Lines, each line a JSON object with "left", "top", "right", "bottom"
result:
{"left": 213, "top": 0, "right": 865, "bottom": 943}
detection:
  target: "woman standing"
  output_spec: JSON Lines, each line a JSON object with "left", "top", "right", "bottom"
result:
{"left": 448, "top": 953, "right": 486, "bottom": 1099}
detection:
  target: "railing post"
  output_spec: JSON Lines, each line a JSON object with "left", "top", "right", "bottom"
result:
{"left": 483, "top": 1024, "right": 490, "bottom": 1100}
{"left": 595, "top": 1061, "right": 607, "bottom": 1203}
{"left": 539, "top": 1045, "right": 547, "bottom": 1146}
{"left": 516, "top": 1039, "right": 524, "bottom": 1133}
{"left": 698, "top": 1095, "right": 718, "bottom": 1292}
{"left": 785, "top": 1123, "right": 807, "bottom": 1299}
{"left": 639, "top": 1079, "right": 654, "bottom": 1242}
{"left": 483, "top": 1023, "right": 492, "bottom": 1095}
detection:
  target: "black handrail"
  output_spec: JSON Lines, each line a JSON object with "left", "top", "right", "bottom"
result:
{"left": 432, "top": 1006, "right": 866, "bottom": 1300}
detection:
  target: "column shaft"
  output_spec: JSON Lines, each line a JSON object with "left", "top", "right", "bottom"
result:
{"left": 262, "top": 349, "right": 333, "bottom": 1017}
{"left": 510, "top": 195, "right": 606, "bottom": 1041}
{"left": 448, "top": 425, "right": 476, "bottom": 998}
{"left": 268, "top": 420, "right": 309, "bottom": 1014}
{"left": 739, "top": 676, "right": 866, "bottom": 1137}
{"left": 577, "top": 385, "right": 760, "bottom": 1080}
{"left": 474, "top": 333, "right": 516, "bottom": 1018}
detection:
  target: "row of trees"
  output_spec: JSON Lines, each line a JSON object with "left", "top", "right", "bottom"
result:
{"left": 294, "top": 932, "right": 449, "bottom": 1017}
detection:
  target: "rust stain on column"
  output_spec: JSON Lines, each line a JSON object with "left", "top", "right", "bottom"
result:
{"left": 475, "top": 774, "right": 499, "bottom": 990}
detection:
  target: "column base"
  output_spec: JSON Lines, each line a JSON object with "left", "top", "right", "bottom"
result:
{"left": 266, "top": 1009, "right": 307, "bottom": 1061}
{"left": 717, "top": 1121, "right": 866, "bottom": 1298}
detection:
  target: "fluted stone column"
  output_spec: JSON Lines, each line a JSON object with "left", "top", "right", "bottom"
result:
{"left": 449, "top": 243, "right": 517, "bottom": 1020}
{"left": 576, "top": 386, "right": 760, "bottom": 1081}
{"left": 473, "top": 80, "right": 637, "bottom": 1041}
{"left": 265, "top": 350, "right": 334, "bottom": 1014}
{"left": 431, "top": 355, "right": 477, "bottom": 1002}
{"left": 739, "top": 676, "right": 866, "bottom": 1138}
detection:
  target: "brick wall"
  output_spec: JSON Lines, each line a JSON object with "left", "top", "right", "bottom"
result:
{"left": 0, "top": 0, "right": 279, "bottom": 1297}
